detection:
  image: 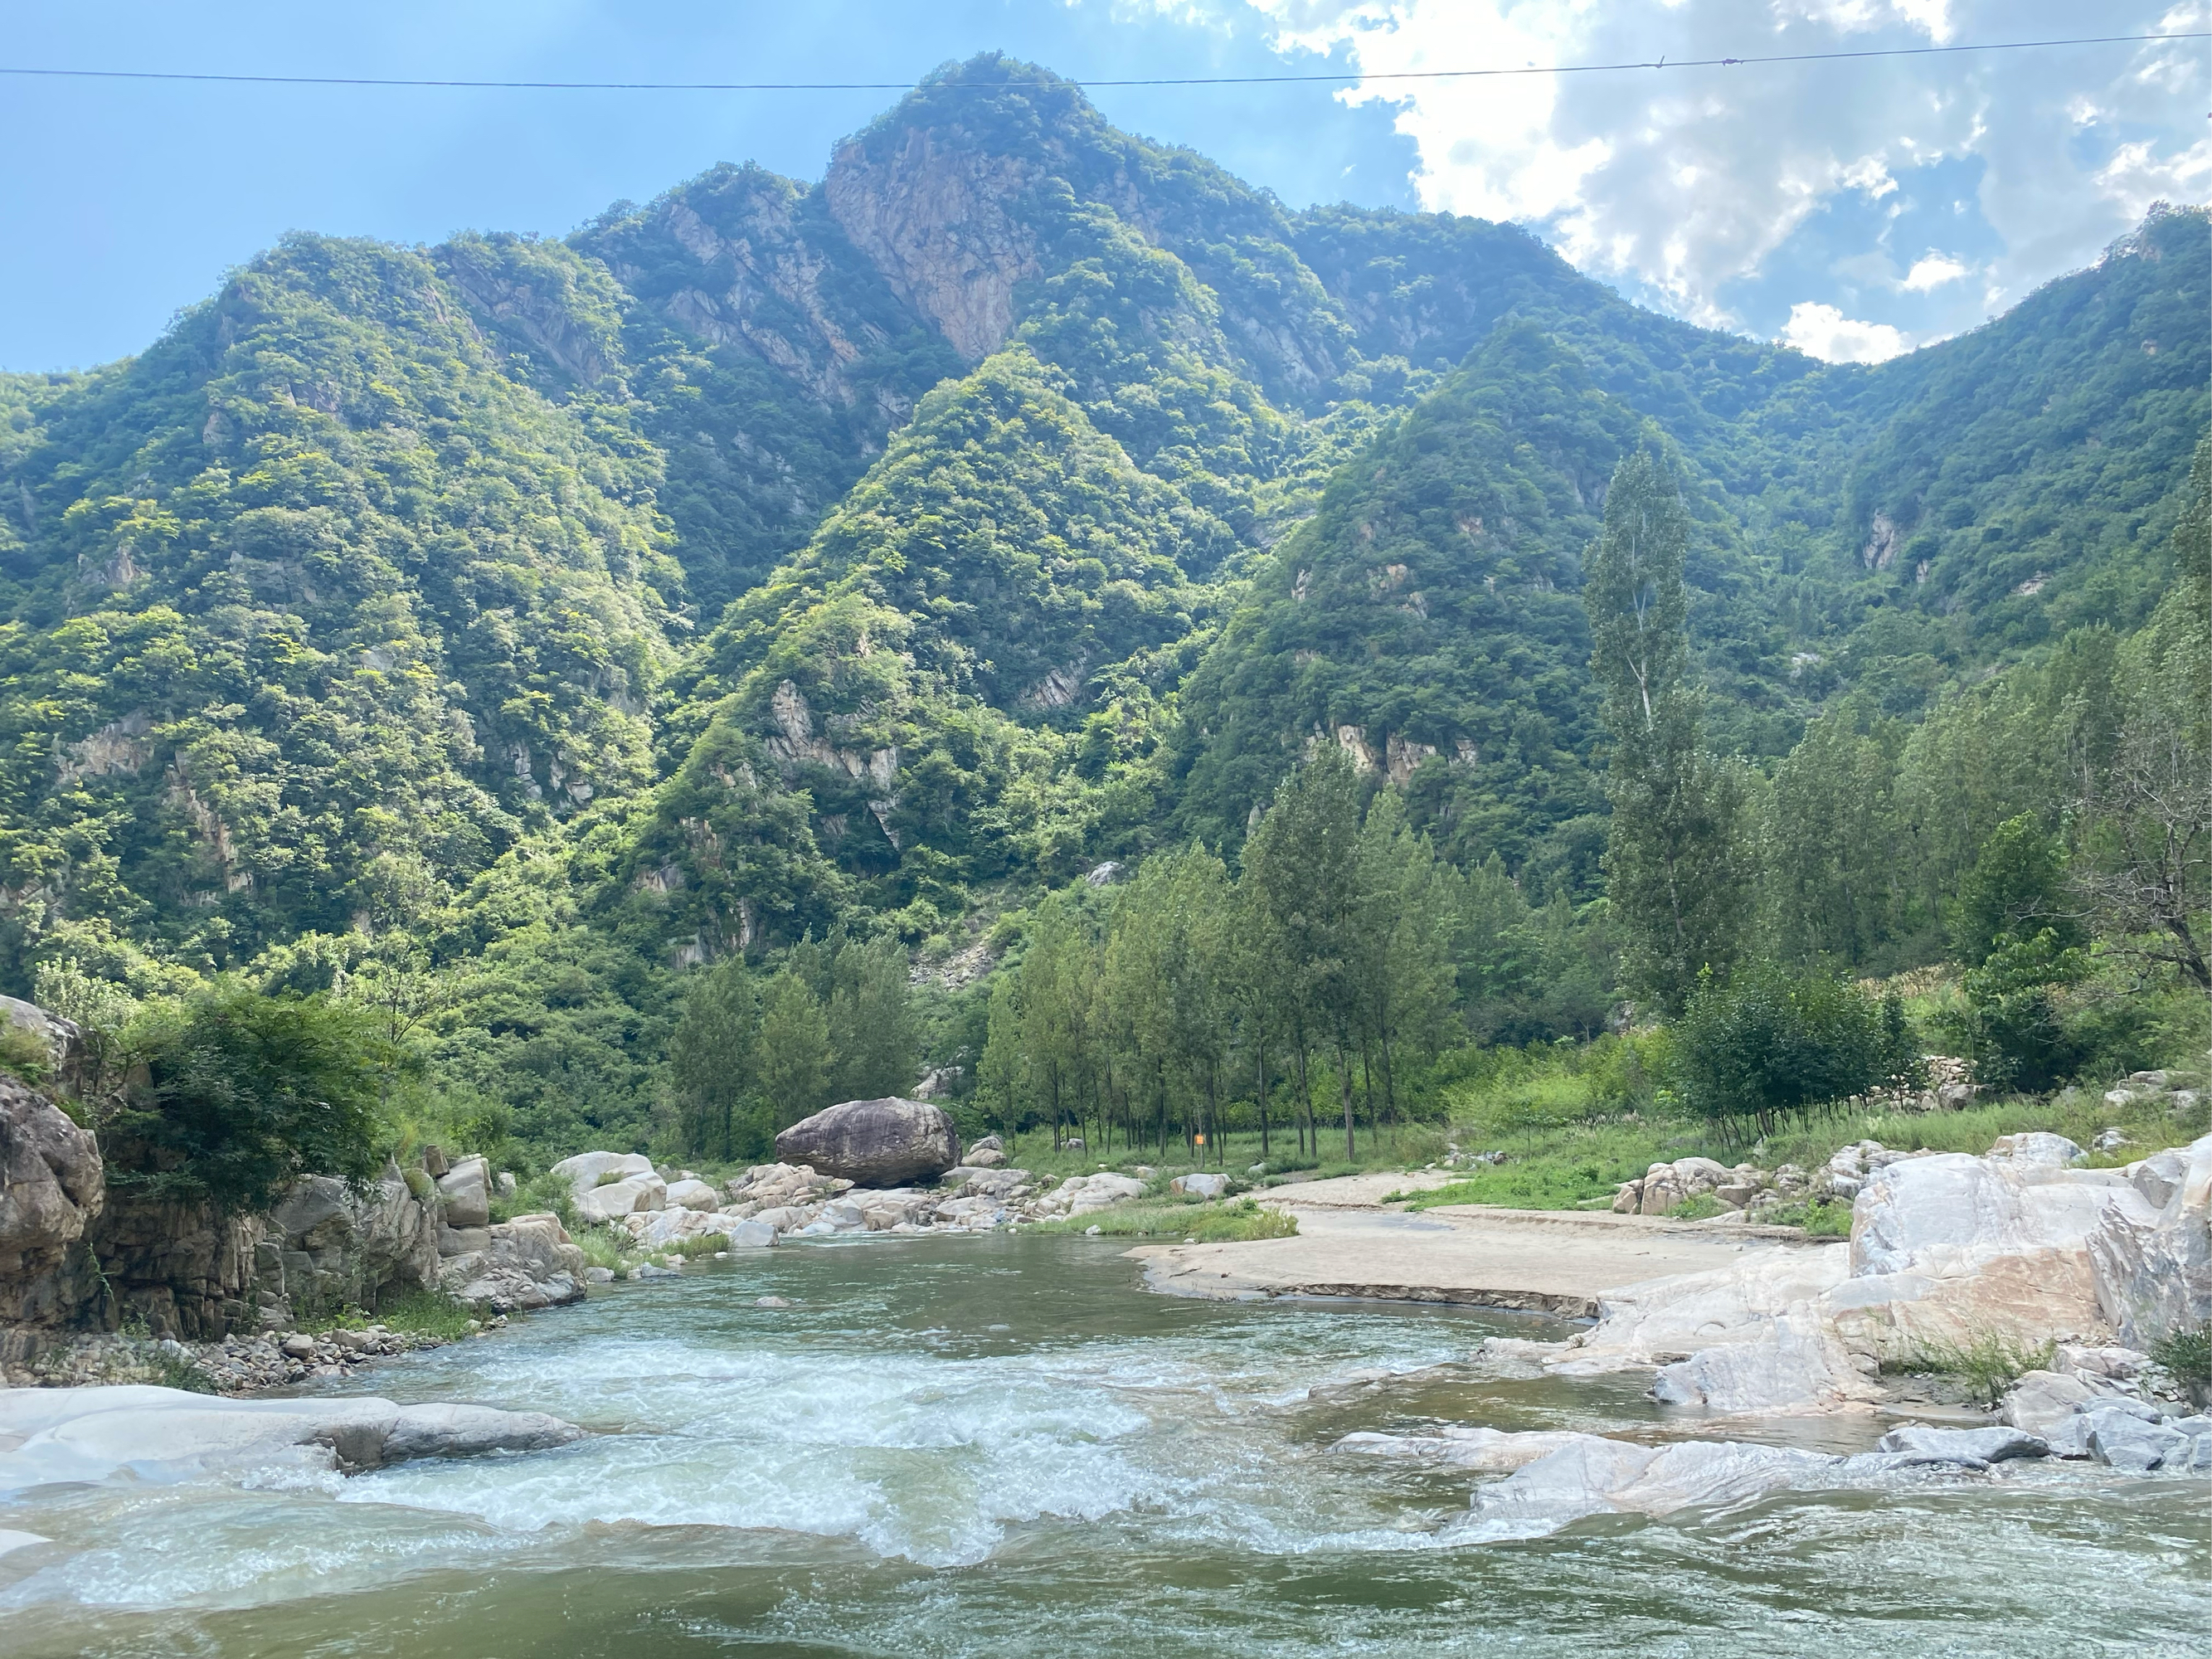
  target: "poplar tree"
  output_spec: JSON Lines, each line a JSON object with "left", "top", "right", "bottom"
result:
{"left": 756, "top": 968, "right": 831, "bottom": 1129}
{"left": 668, "top": 955, "right": 760, "bottom": 1160}
{"left": 1584, "top": 450, "right": 1751, "bottom": 1013}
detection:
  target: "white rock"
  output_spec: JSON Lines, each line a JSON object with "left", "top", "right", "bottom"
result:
{"left": 1463, "top": 1436, "right": 1838, "bottom": 1538}
{"left": 724, "top": 1220, "right": 776, "bottom": 1248}
{"left": 549, "top": 1151, "right": 654, "bottom": 1203}
{"left": 575, "top": 1174, "right": 667, "bottom": 1223}
{"left": 2001, "top": 1369, "right": 2103, "bottom": 1435}
{"left": 1987, "top": 1131, "right": 2086, "bottom": 1166}
{"left": 0, "top": 1385, "right": 581, "bottom": 1490}
{"left": 1837, "top": 1150, "right": 2151, "bottom": 1354}
{"left": 1650, "top": 1311, "right": 1874, "bottom": 1413}
{"left": 664, "top": 1179, "right": 721, "bottom": 1212}
{"left": 1172, "top": 1172, "right": 1228, "bottom": 1199}
{"left": 2087, "top": 1132, "right": 2212, "bottom": 1347}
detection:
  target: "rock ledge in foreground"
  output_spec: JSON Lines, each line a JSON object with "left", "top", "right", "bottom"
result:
{"left": 0, "top": 1384, "right": 583, "bottom": 1489}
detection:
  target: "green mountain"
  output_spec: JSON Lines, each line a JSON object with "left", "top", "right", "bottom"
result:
{"left": 0, "top": 54, "right": 2200, "bottom": 1149}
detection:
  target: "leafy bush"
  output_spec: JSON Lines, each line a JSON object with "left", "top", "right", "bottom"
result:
{"left": 1676, "top": 962, "right": 1910, "bottom": 1132}
{"left": 1667, "top": 1193, "right": 1726, "bottom": 1221}
{"left": 372, "top": 1289, "right": 476, "bottom": 1342}
{"left": 2150, "top": 1326, "right": 2212, "bottom": 1386}
{"left": 106, "top": 984, "right": 384, "bottom": 1214}
{"left": 0, "top": 1022, "right": 55, "bottom": 1087}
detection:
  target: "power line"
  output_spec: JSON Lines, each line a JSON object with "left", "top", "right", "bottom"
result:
{"left": 0, "top": 32, "right": 2201, "bottom": 95}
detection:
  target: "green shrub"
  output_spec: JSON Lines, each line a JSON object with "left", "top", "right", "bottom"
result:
{"left": 1667, "top": 1193, "right": 1726, "bottom": 1220}
{"left": 1803, "top": 1200, "right": 1853, "bottom": 1238}
{"left": 2150, "top": 1326, "right": 2212, "bottom": 1385}
{"left": 1038, "top": 1197, "right": 1297, "bottom": 1243}
{"left": 1676, "top": 962, "right": 1910, "bottom": 1133}
{"left": 1884, "top": 1331, "right": 2056, "bottom": 1406}
{"left": 572, "top": 1229, "right": 632, "bottom": 1272}
{"left": 0, "top": 1023, "right": 55, "bottom": 1087}
{"left": 107, "top": 983, "right": 383, "bottom": 1214}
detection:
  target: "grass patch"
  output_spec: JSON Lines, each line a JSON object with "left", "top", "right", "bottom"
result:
{"left": 668, "top": 1233, "right": 730, "bottom": 1259}
{"left": 1667, "top": 1193, "right": 1727, "bottom": 1221}
{"left": 573, "top": 1228, "right": 634, "bottom": 1272}
{"left": 144, "top": 1344, "right": 218, "bottom": 1393}
{"left": 1035, "top": 1197, "right": 1298, "bottom": 1243}
{"left": 1883, "top": 1331, "right": 2057, "bottom": 1406}
{"left": 372, "top": 1288, "right": 477, "bottom": 1342}
{"left": 1393, "top": 1158, "right": 1624, "bottom": 1212}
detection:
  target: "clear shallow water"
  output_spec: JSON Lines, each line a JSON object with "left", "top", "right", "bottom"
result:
{"left": 2, "top": 1234, "right": 2205, "bottom": 1657}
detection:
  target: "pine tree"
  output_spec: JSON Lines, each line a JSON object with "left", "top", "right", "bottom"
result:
{"left": 1584, "top": 450, "right": 1752, "bottom": 1013}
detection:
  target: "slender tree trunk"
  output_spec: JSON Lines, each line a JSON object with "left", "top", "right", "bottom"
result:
{"left": 1293, "top": 1038, "right": 1313, "bottom": 1158}
{"left": 1257, "top": 1037, "right": 1271, "bottom": 1161}
{"left": 1335, "top": 1030, "right": 1356, "bottom": 1162}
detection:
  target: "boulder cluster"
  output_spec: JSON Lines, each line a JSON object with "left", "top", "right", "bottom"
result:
{"left": 548, "top": 1142, "right": 1157, "bottom": 1263}
{"left": 1343, "top": 1405, "right": 2210, "bottom": 1541}
{"left": 1510, "top": 1124, "right": 2212, "bottom": 1418}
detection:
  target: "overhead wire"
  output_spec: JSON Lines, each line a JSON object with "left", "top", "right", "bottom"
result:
{"left": 0, "top": 32, "right": 2202, "bottom": 95}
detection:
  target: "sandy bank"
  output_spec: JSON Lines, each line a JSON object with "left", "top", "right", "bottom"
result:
{"left": 1128, "top": 1175, "right": 1826, "bottom": 1316}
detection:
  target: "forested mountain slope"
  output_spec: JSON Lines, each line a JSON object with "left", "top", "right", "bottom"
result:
{"left": 0, "top": 54, "right": 2200, "bottom": 1152}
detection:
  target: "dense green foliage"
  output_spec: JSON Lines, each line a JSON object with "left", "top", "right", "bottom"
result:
{"left": 0, "top": 55, "right": 2201, "bottom": 1170}
{"left": 1675, "top": 962, "right": 1910, "bottom": 1131}
{"left": 108, "top": 982, "right": 385, "bottom": 1212}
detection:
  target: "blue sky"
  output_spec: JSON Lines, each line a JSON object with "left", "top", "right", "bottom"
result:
{"left": 2, "top": 1, "right": 2202, "bottom": 371}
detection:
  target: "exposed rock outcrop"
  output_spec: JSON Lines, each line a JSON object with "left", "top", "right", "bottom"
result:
{"left": 2086, "top": 1131, "right": 2212, "bottom": 1347}
{"left": 775, "top": 1097, "right": 960, "bottom": 1186}
{"left": 0, "top": 1078, "right": 105, "bottom": 1333}
{"left": 437, "top": 1214, "right": 587, "bottom": 1312}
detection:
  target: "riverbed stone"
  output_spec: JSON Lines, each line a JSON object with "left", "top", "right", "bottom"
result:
{"left": 664, "top": 1179, "right": 721, "bottom": 1212}
{"left": 1173, "top": 1173, "right": 1228, "bottom": 1199}
{"left": 2001, "top": 1369, "right": 2102, "bottom": 1434}
{"left": 775, "top": 1097, "right": 960, "bottom": 1187}
{"left": 1874, "top": 1424, "right": 2049, "bottom": 1464}
{"left": 2089, "top": 1413, "right": 2193, "bottom": 1472}
{"left": 435, "top": 1156, "right": 491, "bottom": 1228}
{"left": 549, "top": 1151, "right": 654, "bottom": 1204}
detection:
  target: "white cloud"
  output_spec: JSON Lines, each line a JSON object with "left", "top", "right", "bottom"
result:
{"left": 1222, "top": 0, "right": 2209, "bottom": 343}
{"left": 1782, "top": 301, "right": 1910, "bottom": 362}
{"left": 1901, "top": 254, "right": 1971, "bottom": 289}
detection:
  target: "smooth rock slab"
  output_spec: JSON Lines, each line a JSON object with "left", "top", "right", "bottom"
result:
{"left": 1874, "top": 1424, "right": 2049, "bottom": 1465}
{"left": 0, "top": 1385, "right": 582, "bottom": 1489}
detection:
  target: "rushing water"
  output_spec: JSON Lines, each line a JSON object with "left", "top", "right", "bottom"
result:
{"left": 3, "top": 1234, "right": 2205, "bottom": 1657}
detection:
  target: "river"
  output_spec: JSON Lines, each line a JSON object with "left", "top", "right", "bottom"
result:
{"left": 3, "top": 1234, "right": 2205, "bottom": 1657}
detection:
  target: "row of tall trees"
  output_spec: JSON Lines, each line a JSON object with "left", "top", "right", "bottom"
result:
{"left": 1592, "top": 440, "right": 2209, "bottom": 1107}
{"left": 665, "top": 931, "right": 917, "bottom": 1161}
{"left": 979, "top": 756, "right": 1464, "bottom": 1164}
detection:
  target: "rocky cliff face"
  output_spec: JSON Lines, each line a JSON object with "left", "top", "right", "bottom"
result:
{"left": 0, "top": 1078, "right": 104, "bottom": 1334}
{"left": 826, "top": 124, "right": 1042, "bottom": 364}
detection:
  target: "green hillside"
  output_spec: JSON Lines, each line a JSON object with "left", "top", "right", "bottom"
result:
{"left": 0, "top": 54, "right": 2200, "bottom": 1157}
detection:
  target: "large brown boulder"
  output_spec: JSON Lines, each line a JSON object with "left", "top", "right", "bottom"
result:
{"left": 0, "top": 1076, "right": 105, "bottom": 1330}
{"left": 775, "top": 1098, "right": 960, "bottom": 1187}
